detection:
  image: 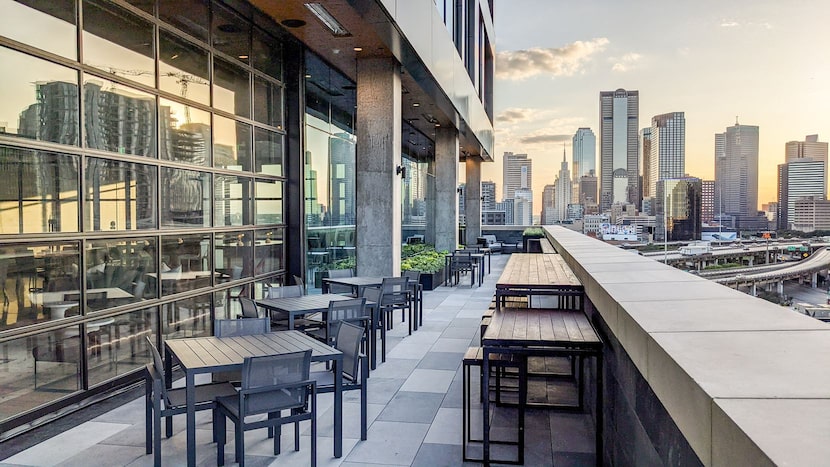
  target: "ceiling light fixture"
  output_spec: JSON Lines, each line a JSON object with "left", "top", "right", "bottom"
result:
{"left": 412, "top": 102, "right": 420, "bottom": 107}
{"left": 353, "top": 47, "right": 363, "bottom": 52}
{"left": 304, "top": 3, "right": 351, "bottom": 37}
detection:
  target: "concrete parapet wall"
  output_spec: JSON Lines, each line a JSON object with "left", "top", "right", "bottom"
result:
{"left": 545, "top": 226, "right": 830, "bottom": 466}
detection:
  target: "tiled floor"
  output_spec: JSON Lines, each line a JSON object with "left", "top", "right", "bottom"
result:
{"left": 1, "top": 254, "right": 596, "bottom": 466}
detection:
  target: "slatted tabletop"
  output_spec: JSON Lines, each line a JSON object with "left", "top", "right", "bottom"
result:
{"left": 256, "top": 293, "right": 357, "bottom": 315}
{"left": 496, "top": 253, "right": 581, "bottom": 289}
{"left": 322, "top": 276, "right": 385, "bottom": 289}
{"left": 482, "top": 308, "right": 601, "bottom": 349}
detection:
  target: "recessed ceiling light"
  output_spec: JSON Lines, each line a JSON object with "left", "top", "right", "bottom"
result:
{"left": 238, "top": 55, "right": 249, "bottom": 59}
{"left": 305, "top": 3, "right": 351, "bottom": 37}
{"left": 435, "top": 123, "right": 441, "bottom": 127}
{"left": 282, "top": 19, "right": 307, "bottom": 28}
{"left": 305, "top": 74, "right": 312, "bottom": 78}
{"left": 412, "top": 102, "right": 420, "bottom": 107}
{"left": 353, "top": 47, "right": 363, "bottom": 52}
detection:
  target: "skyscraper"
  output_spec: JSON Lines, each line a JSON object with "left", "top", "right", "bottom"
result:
{"left": 657, "top": 177, "right": 702, "bottom": 241}
{"left": 777, "top": 160, "right": 826, "bottom": 230}
{"left": 502, "top": 152, "right": 532, "bottom": 200}
{"left": 701, "top": 180, "right": 715, "bottom": 224}
{"left": 785, "top": 134, "right": 828, "bottom": 191}
{"left": 649, "top": 112, "right": 685, "bottom": 199}
{"left": 541, "top": 184, "right": 556, "bottom": 225}
{"left": 554, "top": 150, "right": 572, "bottom": 222}
{"left": 481, "top": 180, "right": 497, "bottom": 211}
{"left": 714, "top": 123, "right": 760, "bottom": 224}
{"left": 572, "top": 128, "right": 595, "bottom": 202}
{"left": 640, "top": 127, "right": 652, "bottom": 199}
{"left": 599, "top": 89, "right": 639, "bottom": 211}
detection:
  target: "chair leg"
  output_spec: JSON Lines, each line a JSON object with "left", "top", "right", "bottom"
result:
{"left": 235, "top": 420, "right": 244, "bottom": 465}
{"left": 293, "top": 411, "right": 300, "bottom": 451}
{"left": 361, "top": 356, "right": 368, "bottom": 440}
{"left": 216, "top": 413, "right": 227, "bottom": 466}
{"left": 311, "top": 388, "right": 317, "bottom": 467}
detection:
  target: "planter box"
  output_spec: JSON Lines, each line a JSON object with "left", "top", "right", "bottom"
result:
{"left": 417, "top": 267, "right": 445, "bottom": 291}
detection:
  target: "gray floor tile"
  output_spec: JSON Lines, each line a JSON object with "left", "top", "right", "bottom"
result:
{"left": 56, "top": 444, "right": 146, "bottom": 467}
{"left": 417, "top": 351, "right": 465, "bottom": 371}
{"left": 345, "top": 420, "right": 429, "bottom": 465}
{"left": 377, "top": 392, "right": 444, "bottom": 423}
{"left": 400, "top": 369, "right": 455, "bottom": 393}
{"left": 423, "top": 408, "right": 463, "bottom": 445}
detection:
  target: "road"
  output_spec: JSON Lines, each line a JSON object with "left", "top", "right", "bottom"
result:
{"left": 782, "top": 281, "right": 830, "bottom": 306}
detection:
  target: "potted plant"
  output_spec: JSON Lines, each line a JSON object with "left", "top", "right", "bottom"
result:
{"left": 522, "top": 227, "right": 545, "bottom": 253}
{"left": 401, "top": 244, "right": 448, "bottom": 290}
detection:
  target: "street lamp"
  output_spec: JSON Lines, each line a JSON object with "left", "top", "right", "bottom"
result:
{"left": 663, "top": 191, "right": 670, "bottom": 263}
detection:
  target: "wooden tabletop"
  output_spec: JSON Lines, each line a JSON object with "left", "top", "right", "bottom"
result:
{"left": 256, "top": 293, "right": 358, "bottom": 313}
{"left": 165, "top": 331, "right": 341, "bottom": 373}
{"left": 482, "top": 308, "right": 601, "bottom": 349}
{"left": 496, "top": 253, "right": 581, "bottom": 289}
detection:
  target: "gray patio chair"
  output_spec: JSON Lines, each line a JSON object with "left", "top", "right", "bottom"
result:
{"left": 212, "top": 317, "right": 270, "bottom": 386}
{"left": 360, "top": 286, "right": 386, "bottom": 363}
{"left": 311, "top": 321, "right": 368, "bottom": 440}
{"left": 144, "top": 336, "right": 237, "bottom": 467}
{"left": 325, "top": 268, "right": 354, "bottom": 295}
{"left": 267, "top": 285, "right": 321, "bottom": 331}
{"left": 402, "top": 270, "right": 423, "bottom": 329}
{"left": 214, "top": 350, "right": 317, "bottom": 467}
{"left": 307, "top": 297, "right": 368, "bottom": 347}
{"left": 238, "top": 297, "right": 261, "bottom": 319}
{"left": 380, "top": 276, "right": 414, "bottom": 334}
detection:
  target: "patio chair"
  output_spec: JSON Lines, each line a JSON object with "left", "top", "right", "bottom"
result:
{"left": 214, "top": 350, "right": 317, "bottom": 467}
{"left": 307, "top": 297, "right": 369, "bottom": 348}
{"left": 360, "top": 286, "right": 386, "bottom": 364}
{"left": 402, "top": 270, "right": 423, "bottom": 329}
{"left": 292, "top": 275, "right": 306, "bottom": 295}
{"left": 267, "top": 285, "right": 322, "bottom": 331}
{"left": 144, "top": 336, "right": 237, "bottom": 467}
{"left": 311, "top": 321, "right": 368, "bottom": 440}
{"left": 325, "top": 268, "right": 354, "bottom": 295}
{"left": 450, "top": 251, "right": 478, "bottom": 288}
{"left": 379, "top": 276, "right": 414, "bottom": 334}
{"left": 212, "top": 317, "right": 270, "bottom": 386}
{"left": 238, "top": 297, "right": 261, "bottom": 319}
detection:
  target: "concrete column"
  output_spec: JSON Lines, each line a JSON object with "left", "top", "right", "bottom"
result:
{"left": 355, "top": 57, "right": 401, "bottom": 277}
{"left": 812, "top": 272, "right": 818, "bottom": 288}
{"left": 464, "top": 157, "right": 482, "bottom": 247}
{"left": 750, "top": 283, "right": 757, "bottom": 296}
{"left": 431, "top": 127, "right": 459, "bottom": 253}
{"left": 778, "top": 281, "right": 784, "bottom": 296}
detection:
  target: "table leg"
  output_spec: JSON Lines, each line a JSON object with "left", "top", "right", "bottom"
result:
{"left": 482, "top": 347, "right": 491, "bottom": 466}
{"left": 186, "top": 371, "right": 196, "bottom": 467}
{"left": 334, "top": 357, "right": 343, "bottom": 457}
{"left": 596, "top": 352, "right": 604, "bottom": 465}
{"left": 370, "top": 307, "right": 377, "bottom": 370}
{"left": 288, "top": 312, "right": 295, "bottom": 330}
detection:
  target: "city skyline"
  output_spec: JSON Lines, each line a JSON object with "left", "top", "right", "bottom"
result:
{"left": 488, "top": 0, "right": 830, "bottom": 210}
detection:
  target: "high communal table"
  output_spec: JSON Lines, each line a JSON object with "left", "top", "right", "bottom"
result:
{"left": 256, "top": 293, "right": 382, "bottom": 369}
{"left": 164, "top": 331, "right": 344, "bottom": 467}
{"left": 481, "top": 308, "right": 603, "bottom": 466}
{"left": 494, "top": 253, "right": 583, "bottom": 310}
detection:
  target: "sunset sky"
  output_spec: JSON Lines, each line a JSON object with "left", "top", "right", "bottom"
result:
{"left": 486, "top": 0, "right": 830, "bottom": 210}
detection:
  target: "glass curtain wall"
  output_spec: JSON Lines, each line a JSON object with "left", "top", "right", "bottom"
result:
{"left": 304, "top": 52, "right": 356, "bottom": 290}
{"left": 0, "top": 0, "right": 289, "bottom": 432}
{"left": 402, "top": 121, "right": 434, "bottom": 242}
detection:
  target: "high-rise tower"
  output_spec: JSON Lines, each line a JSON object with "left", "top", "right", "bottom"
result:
{"left": 502, "top": 151, "right": 532, "bottom": 200}
{"left": 572, "top": 128, "right": 595, "bottom": 202}
{"left": 649, "top": 112, "right": 685, "bottom": 198}
{"left": 714, "top": 122, "right": 760, "bottom": 222}
{"left": 599, "top": 89, "right": 639, "bottom": 211}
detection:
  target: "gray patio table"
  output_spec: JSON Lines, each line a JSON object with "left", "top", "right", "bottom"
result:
{"left": 163, "top": 331, "right": 344, "bottom": 466}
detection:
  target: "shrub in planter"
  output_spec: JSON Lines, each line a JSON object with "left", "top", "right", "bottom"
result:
{"left": 401, "top": 245, "right": 448, "bottom": 290}
{"left": 522, "top": 227, "right": 545, "bottom": 252}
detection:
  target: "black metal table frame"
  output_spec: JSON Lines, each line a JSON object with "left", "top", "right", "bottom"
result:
{"left": 494, "top": 285, "right": 584, "bottom": 310}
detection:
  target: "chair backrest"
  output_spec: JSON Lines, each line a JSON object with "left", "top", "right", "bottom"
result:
{"left": 145, "top": 336, "right": 170, "bottom": 402}
{"left": 333, "top": 321, "right": 363, "bottom": 382}
{"left": 380, "top": 276, "right": 409, "bottom": 306}
{"left": 327, "top": 298, "right": 368, "bottom": 338}
{"left": 267, "top": 284, "right": 303, "bottom": 298}
{"left": 360, "top": 286, "right": 381, "bottom": 320}
{"left": 239, "top": 297, "right": 260, "bottom": 318}
{"left": 230, "top": 265, "right": 243, "bottom": 280}
{"left": 402, "top": 270, "right": 421, "bottom": 284}
{"left": 241, "top": 350, "right": 312, "bottom": 415}
{"left": 214, "top": 318, "right": 269, "bottom": 337}
{"left": 133, "top": 280, "right": 146, "bottom": 299}
{"left": 326, "top": 268, "right": 353, "bottom": 279}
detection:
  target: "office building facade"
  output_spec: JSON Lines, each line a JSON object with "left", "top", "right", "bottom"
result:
{"left": 572, "top": 127, "right": 595, "bottom": 202}
{"left": 599, "top": 89, "right": 639, "bottom": 212}
{"left": 777, "top": 160, "right": 826, "bottom": 230}
{"left": 701, "top": 180, "right": 715, "bottom": 224}
{"left": 649, "top": 112, "right": 685, "bottom": 199}
{"left": 502, "top": 151, "right": 532, "bottom": 200}
{"left": 640, "top": 127, "right": 653, "bottom": 198}
{"left": 656, "top": 177, "right": 702, "bottom": 241}
{"left": 714, "top": 123, "right": 760, "bottom": 226}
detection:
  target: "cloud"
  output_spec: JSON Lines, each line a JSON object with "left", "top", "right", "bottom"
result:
{"left": 496, "top": 38, "right": 609, "bottom": 80}
{"left": 497, "top": 108, "right": 534, "bottom": 124}
{"left": 611, "top": 53, "right": 642, "bottom": 72}
{"left": 519, "top": 134, "right": 571, "bottom": 144}
{"left": 720, "top": 21, "right": 740, "bottom": 27}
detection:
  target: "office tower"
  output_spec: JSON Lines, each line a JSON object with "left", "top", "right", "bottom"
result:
{"left": 649, "top": 112, "right": 685, "bottom": 198}
{"left": 457, "top": 183, "right": 466, "bottom": 225}
{"left": 496, "top": 200, "right": 514, "bottom": 225}
{"left": 541, "top": 184, "right": 556, "bottom": 224}
{"left": 503, "top": 152, "right": 532, "bottom": 200}
{"left": 579, "top": 172, "right": 598, "bottom": 205}
{"left": 701, "top": 180, "right": 715, "bottom": 224}
{"left": 572, "top": 128, "right": 595, "bottom": 201}
{"left": 640, "top": 127, "right": 652, "bottom": 198}
{"left": 514, "top": 188, "right": 533, "bottom": 225}
{"left": 785, "top": 135, "right": 828, "bottom": 191}
{"left": 656, "top": 177, "right": 702, "bottom": 241}
{"left": 792, "top": 197, "right": 830, "bottom": 232}
{"left": 554, "top": 152, "right": 572, "bottom": 222}
{"left": 777, "top": 160, "right": 826, "bottom": 230}
{"left": 714, "top": 123, "right": 760, "bottom": 224}
{"left": 481, "top": 180, "right": 497, "bottom": 211}
{"left": 599, "top": 89, "right": 639, "bottom": 211}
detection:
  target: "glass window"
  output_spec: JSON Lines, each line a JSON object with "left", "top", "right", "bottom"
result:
{"left": 159, "top": 98, "right": 211, "bottom": 165}
{"left": 253, "top": 76, "right": 283, "bottom": 129}
{"left": 213, "top": 115, "right": 252, "bottom": 171}
{"left": 159, "top": 31, "right": 210, "bottom": 105}
{"left": 254, "top": 128, "right": 282, "bottom": 176}
{"left": 252, "top": 28, "right": 282, "bottom": 81}
{"left": 83, "top": 75, "right": 157, "bottom": 157}
{"left": 158, "top": 234, "right": 212, "bottom": 296}
{"left": 0, "top": 46, "right": 80, "bottom": 146}
{"left": 211, "top": 2, "right": 250, "bottom": 64}
{"left": 254, "top": 228, "right": 283, "bottom": 275}
{"left": 0, "top": 0, "right": 77, "bottom": 59}
{"left": 0, "top": 146, "right": 79, "bottom": 234}
{"left": 254, "top": 180, "right": 282, "bottom": 225}
{"left": 159, "top": 0, "right": 208, "bottom": 42}
{"left": 124, "top": 0, "right": 154, "bottom": 14}
{"left": 0, "top": 241, "right": 81, "bottom": 331}
{"left": 215, "top": 174, "right": 251, "bottom": 226}
{"left": 84, "top": 158, "right": 157, "bottom": 231}
{"left": 82, "top": 0, "right": 155, "bottom": 88}
{"left": 88, "top": 307, "right": 157, "bottom": 386}
{"left": 162, "top": 294, "right": 210, "bottom": 339}
{"left": 214, "top": 58, "right": 250, "bottom": 118}
{"left": 85, "top": 238, "right": 157, "bottom": 311}
{"left": 160, "top": 168, "right": 210, "bottom": 228}
{"left": 214, "top": 230, "right": 252, "bottom": 284}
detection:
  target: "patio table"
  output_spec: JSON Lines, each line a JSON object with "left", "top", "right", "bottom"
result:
{"left": 163, "top": 331, "right": 343, "bottom": 466}
{"left": 494, "top": 253, "right": 583, "bottom": 309}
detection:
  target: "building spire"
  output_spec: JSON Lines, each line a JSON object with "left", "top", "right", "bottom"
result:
{"left": 562, "top": 141, "right": 566, "bottom": 163}
{"left": 735, "top": 115, "right": 739, "bottom": 126}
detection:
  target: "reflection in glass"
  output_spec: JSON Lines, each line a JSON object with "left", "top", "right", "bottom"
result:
{"left": 84, "top": 76, "right": 156, "bottom": 157}
{"left": 158, "top": 234, "right": 212, "bottom": 296}
{"left": 253, "top": 76, "right": 283, "bottom": 129}
{"left": 88, "top": 307, "right": 158, "bottom": 386}
{"left": 85, "top": 238, "right": 157, "bottom": 311}
{"left": 159, "top": 98, "right": 210, "bottom": 165}
{"left": 159, "top": 31, "right": 210, "bottom": 105}
{"left": 0, "top": 0, "right": 77, "bottom": 59}
{"left": 211, "top": 2, "right": 251, "bottom": 63}
{"left": 162, "top": 294, "right": 210, "bottom": 339}
{"left": 82, "top": 0, "right": 155, "bottom": 87}
{"left": 214, "top": 230, "right": 252, "bottom": 284}
{"left": 254, "top": 128, "right": 282, "bottom": 176}
{"left": 255, "top": 180, "right": 283, "bottom": 225}
{"left": 215, "top": 175, "right": 251, "bottom": 226}
{"left": 0, "top": 47, "right": 79, "bottom": 145}
{"left": 84, "top": 158, "right": 157, "bottom": 231}
{"left": 159, "top": 0, "right": 209, "bottom": 42}
{"left": 252, "top": 28, "right": 282, "bottom": 80}
{"left": 213, "top": 115, "right": 252, "bottom": 171}
{"left": 0, "top": 147, "right": 79, "bottom": 235}
{"left": 160, "top": 168, "right": 210, "bottom": 228}
{"left": 214, "top": 58, "right": 250, "bottom": 118}
{"left": 0, "top": 241, "right": 81, "bottom": 331}
{"left": 255, "top": 228, "right": 283, "bottom": 275}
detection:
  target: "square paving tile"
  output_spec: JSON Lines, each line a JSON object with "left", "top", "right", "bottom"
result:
{"left": 377, "top": 392, "right": 444, "bottom": 423}
{"left": 400, "top": 369, "right": 456, "bottom": 393}
{"left": 345, "top": 420, "right": 430, "bottom": 465}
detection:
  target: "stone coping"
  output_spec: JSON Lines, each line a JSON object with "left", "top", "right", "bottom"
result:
{"left": 545, "top": 226, "right": 830, "bottom": 466}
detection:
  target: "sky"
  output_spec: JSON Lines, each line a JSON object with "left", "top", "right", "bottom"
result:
{"left": 486, "top": 0, "right": 830, "bottom": 211}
